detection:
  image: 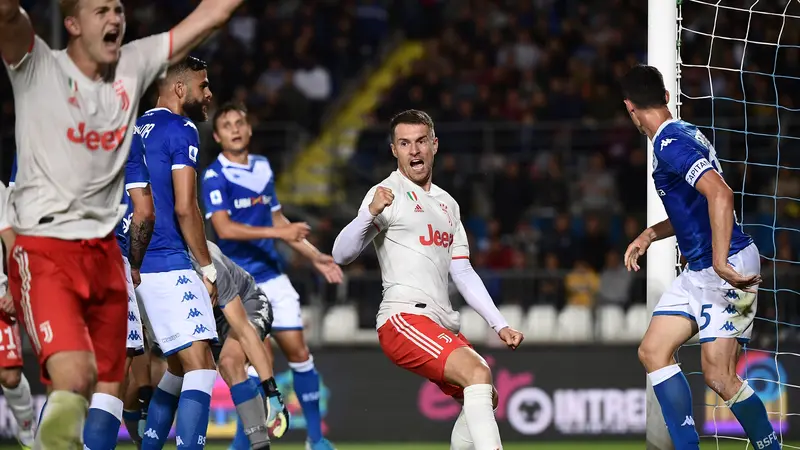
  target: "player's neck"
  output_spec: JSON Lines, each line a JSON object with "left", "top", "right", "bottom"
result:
{"left": 66, "top": 42, "right": 109, "bottom": 81}
{"left": 398, "top": 168, "right": 432, "bottom": 192}
{"left": 155, "top": 97, "right": 183, "bottom": 117}
{"left": 641, "top": 108, "right": 674, "bottom": 140}
{"left": 223, "top": 149, "right": 249, "bottom": 165}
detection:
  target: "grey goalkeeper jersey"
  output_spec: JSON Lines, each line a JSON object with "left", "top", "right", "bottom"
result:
{"left": 191, "top": 241, "right": 262, "bottom": 307}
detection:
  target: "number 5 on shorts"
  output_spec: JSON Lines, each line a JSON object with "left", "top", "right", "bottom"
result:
{"left": 699, "top": 304, "right": 712, "bottom": 331}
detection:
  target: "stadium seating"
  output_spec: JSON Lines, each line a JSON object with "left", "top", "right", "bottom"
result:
{"left": 624, "top": 304, "right": 649, "bottom": 341}
{"left": 597, "top": 304, "right": 627, "bottom": 343}
{"left": 459, "top": 306, "right": 490, "bottom": 343}
{"left": 322, "top": 304, "right": 359, "bottom": 344}
{"left": 555, "top": 306, "right": 594, "bottom": 343}
{"left": 523, "top": 304, "right": 557, "bottom": 343}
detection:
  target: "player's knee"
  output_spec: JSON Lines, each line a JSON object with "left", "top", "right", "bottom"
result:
{"left": 0, "top": 367, "right": 21, "bottom": 389}
{"left": 463, "top": 360, "right": 493, "bottom": 387}
{"left": 217, "top": 353, "right": 243, "bottom": 385}
{"left": 286, "top": 346, "right": 310, "bottom": 364}
{"left": 638, "top": 340, "right": 670, "bottom": 372}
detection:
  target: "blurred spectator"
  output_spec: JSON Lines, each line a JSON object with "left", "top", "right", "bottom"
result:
{"left": 597, "top": 250, "right": 633, "bottom": 306}
{"left": 564, "top": 259, "right": 600, "bottom": 308}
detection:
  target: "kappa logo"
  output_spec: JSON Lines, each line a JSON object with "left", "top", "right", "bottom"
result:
{"left": 681, "top": 415, "right": 695, "bottom": 427}
{"left": 128, "top": 330, "right": 141, "bottom": 341}
{"left": 660, "top": 138, "right": 676, "bottom": 151}
{"left": 143, "top": 429, "right": 159, "bottom": 440}
{"left": 128, "top": 311, "right": 137, "bottom": 322}
{"left": 175, "top": 436, "right": 184, "bottom": 446}
{"left": 182, "top": 291, "right": 198, "bottom": 302}
{"left": 187, "top": 308, "right": 203, "bottom": 319}
{"left": 720, "top": 321, "right": 737, "bottom": 332}
{"left": 176, "top": 275, "right": 192, "bottom": 286}
{"left": 723, "top": 304, "right": 738, "bottom": 315}
{"left": 203, "top": 169, "right": 218, "bottom": 180}
{"left": 193, "top": 324, "right": 210, "bottom": 335}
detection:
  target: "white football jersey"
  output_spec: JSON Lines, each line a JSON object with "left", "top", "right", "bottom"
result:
{"left": 365, "top": 170, "right": 470, "bottom": 333}
{"left": 3, "top": 33, "right": 172, "bottom": 240}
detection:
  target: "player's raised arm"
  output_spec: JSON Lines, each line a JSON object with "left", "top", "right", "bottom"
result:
{"left": 0, "top": 2, "right": 33, "bottom": 68}
{"left": 695, "top": 171, "right": 761, "bottom": 289}
{"left": 332, "top": 185, "right": 394, "bottom": 265}
{"left": 168, "top": 0, "right": 245, "bottom": 64}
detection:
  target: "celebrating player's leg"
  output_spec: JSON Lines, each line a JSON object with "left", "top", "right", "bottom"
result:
{"left": 202, "top": 103, "right": 341, "bottom": 450}
{"left": 0, "top": 0, "right": 249, "bottom": 447}
{"left": 332, "top": 110, "right": 523, "bottom": 450}
{"left": 134, "top": 58, "right": 221, "bottom": 450}
{"left": 620, "top": 65, "right": 778, "bottom": 450}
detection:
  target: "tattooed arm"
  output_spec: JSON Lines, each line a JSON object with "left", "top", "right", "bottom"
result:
{"left": 128, "top": 185, "right": 155, "bottom": 287}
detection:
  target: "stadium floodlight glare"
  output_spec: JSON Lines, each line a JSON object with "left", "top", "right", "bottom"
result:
{"left": 649, "top": 0, "right": 800, "bottom": 448}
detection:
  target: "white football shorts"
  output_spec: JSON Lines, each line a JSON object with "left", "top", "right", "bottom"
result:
{"left": 136, "top": 269, "right": 218, "bottom": 355}
{"left": 121, "top": 256, "right": 144, "bottom": 354}
{"left": 653, "top": 243, "right": 760, "bottom": 344}
{"left": 257, "top": 274, "right": 302, "bottom": 331}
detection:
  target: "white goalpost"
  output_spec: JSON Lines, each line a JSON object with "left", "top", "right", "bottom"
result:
{"left": 648, "top": 0, "right": 800, "bottom": 449}
{"left": 646, "top": 1, "right": 679, "bottom": 449}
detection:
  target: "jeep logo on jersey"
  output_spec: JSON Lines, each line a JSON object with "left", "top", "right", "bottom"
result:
{"left": 234, "top": 195, "right": 271, "bottom": 209}
{"left": 67, "top": 122, "right": 128, "bottom": 151}
{"left": 419, "top": 224, "right": 453, "bottom": 248}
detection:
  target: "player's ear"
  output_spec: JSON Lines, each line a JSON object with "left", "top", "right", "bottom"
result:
{"left": 63, "top": 16, "right": 80, "bottom": 37}
{"left": 174, "top": 81, "right": 186, "bottom": 100}
{"left": 432, "top": 136, "right": 438, "bottom": 155}
{"left": 665, "top": 90, "right": 670, "bottom": 105}
{"left": 390, "top": 143, "right": 398, "bottom": 159}
{"left": 213, "top": 131, "right": 221, "bottom": 144}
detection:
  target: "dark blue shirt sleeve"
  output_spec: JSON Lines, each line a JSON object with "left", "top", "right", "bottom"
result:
{"left": 169, "top": 121, "right": 200, "bottom": 170}
{"left": 9, "top": 158, "right": 16, "bottom": 186}
{"left": 201, "top": 169, "right": 232, "bottom": 218}
{"left": 657, "top": 136, "right": 714, "bottom": 188}
{"left": 125, "top": 134, "right": 150, "bottom": 189}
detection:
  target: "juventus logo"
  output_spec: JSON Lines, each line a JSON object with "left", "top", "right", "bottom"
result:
{"left": 438, "top": 333, "right": 452, "bottom": 344}
{"left": 39, "top": 321, "right": 53, "bottom": 344}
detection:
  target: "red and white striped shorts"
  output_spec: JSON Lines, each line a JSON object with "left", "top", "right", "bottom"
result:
{"left": 377, "top": 312, "right": 472, "bottom": 399}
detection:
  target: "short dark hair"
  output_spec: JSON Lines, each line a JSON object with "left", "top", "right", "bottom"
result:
{"left": 159, "top": 56, "right": 207, "bottom": 87}
{"left": 619, "top": 64, "right": 668, "bottom": 109}
{"left": 389, "top": 109, "right": 435, "bottom": 142}
{"left": 212, "top": 102, "right": 248, "bottom": 132}
{"left": 59, "top": 0, "right": 79, "bottom": 17}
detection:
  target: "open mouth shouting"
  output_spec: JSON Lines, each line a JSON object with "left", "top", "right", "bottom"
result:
{"left": 409, "top": 158, "right": 425, "bottom": 173}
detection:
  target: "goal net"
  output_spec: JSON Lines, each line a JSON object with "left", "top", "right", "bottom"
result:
{"left": 670, "top": 0, "right": 800, "bottom": 448}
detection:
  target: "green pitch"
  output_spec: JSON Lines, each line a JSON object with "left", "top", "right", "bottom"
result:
{"left": 0, "top": 443, "right": 780, "bottom": 450}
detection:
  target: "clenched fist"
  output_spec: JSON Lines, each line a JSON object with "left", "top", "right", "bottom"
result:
{"left": 369, "top": 186, "right": 394, "bottom": 216}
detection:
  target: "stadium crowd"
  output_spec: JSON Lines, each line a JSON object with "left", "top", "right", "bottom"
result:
{"left": 1, "top": 0, "right": 798, "bottom": 343}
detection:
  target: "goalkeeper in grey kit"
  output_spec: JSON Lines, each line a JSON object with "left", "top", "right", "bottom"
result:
{"left": 141, "top": 240, "right": 288, "bottom": 449}
{"left": 191, "top": 241, "right": 290, "bottom": 447}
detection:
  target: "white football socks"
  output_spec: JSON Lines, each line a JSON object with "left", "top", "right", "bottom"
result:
{"left": 450, "top": 408, "right": 473, "bottom": 450}
{"left": 462, "top": 384, "right": 502, "bottom": 450}
{"left": 2, "top": 374, "right": 35, "bottom": 445}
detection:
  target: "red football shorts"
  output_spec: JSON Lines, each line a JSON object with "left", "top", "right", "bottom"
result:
{"left": 0, "top": 311, "right": 23, "bottom": 369}
{"left": 8, "top": 234, "right": 128, "bottom": 383}
{"left": 378, "top": 312, "right": 472, "bottom": 399}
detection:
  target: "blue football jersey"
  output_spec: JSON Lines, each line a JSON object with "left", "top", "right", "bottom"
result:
{"left": 201, "top": 154, "right": 284, "bottom": 283}
{"left": 114, "top": 130, "right": 150, "bottom": 258}
{"left": 9, "top": 158, "right": 16, "bottom": 186}
{"left": 652, "top": 119, "right": 752, "bottom": 270}
{"left": 136, "top": 108, "right": 201, "bottom": 274}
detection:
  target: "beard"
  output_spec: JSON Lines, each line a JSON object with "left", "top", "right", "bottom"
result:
{"left": 184, "top": 99, "right": 207, "bottom": 123}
